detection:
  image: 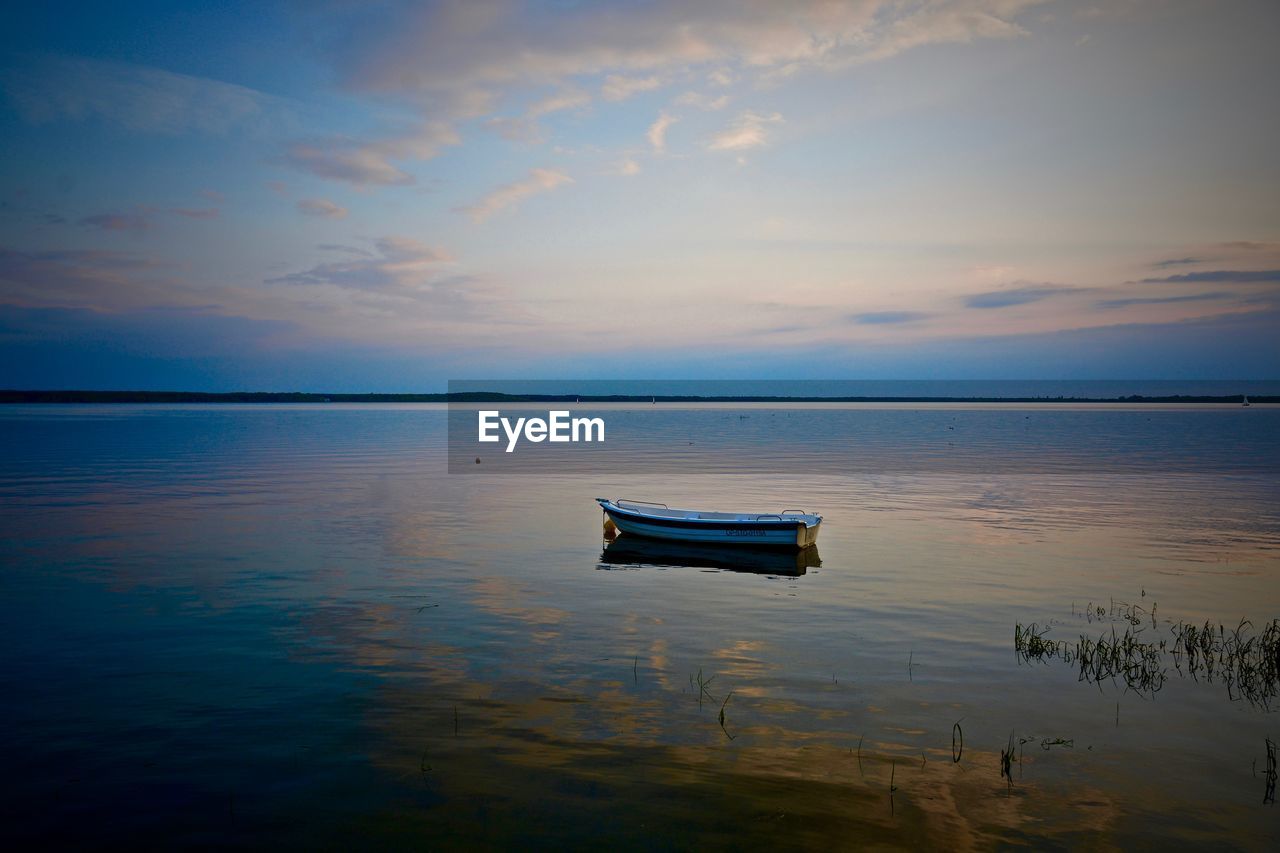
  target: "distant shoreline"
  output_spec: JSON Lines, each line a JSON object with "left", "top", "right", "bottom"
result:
{"left": 1, "top": 390, "right": 1274, "bottom": 404}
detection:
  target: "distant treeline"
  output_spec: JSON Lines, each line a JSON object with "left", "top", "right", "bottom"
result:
{"left": 1, "top": 390, "right": 1274, "bottom": 404}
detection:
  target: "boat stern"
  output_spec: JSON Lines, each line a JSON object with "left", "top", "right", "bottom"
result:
{"left": 796, "top": 517, "right": 822, "bottom": 549}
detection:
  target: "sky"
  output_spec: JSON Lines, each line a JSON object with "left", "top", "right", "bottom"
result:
{"left": 0, "top": 0, "right": 1278, "bottom": 391}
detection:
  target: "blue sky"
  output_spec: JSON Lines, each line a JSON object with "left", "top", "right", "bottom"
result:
{"left": 1, "top": 0, "right": 1278, "bottom": 390}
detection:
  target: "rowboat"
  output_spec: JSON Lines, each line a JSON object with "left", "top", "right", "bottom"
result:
{"left": 596, "top": 498, "right": 822, "bottom": 550}
{"left": 599, "top": 537, "right": 820, "bottom": 576}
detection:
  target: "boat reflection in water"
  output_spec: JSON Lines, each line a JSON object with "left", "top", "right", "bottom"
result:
{"left": 599, "top": 535, "right": 821, "bottom": 577}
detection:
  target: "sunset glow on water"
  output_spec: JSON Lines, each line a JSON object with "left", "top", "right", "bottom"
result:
{"left": 2, "top": 404, "right": 1277, "bottom": 847}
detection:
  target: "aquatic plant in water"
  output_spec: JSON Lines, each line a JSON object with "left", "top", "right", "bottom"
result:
{"left": 1014, "top": 605, "right": 1280, "bottom": 710}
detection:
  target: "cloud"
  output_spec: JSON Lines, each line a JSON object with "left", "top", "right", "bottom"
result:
{"left": 1, "top": 238, "right": 526, "bottom": 350}
{"left": 1218, "top": 241, "right": 1278, "bottom": 252}
{"left": 483, "top": 87, "right": 591, "bottom": 145}
{"left": 0, "top": 305, "right": 300, "bottom": 376}
{"left": 1151, "top": 257, "right": 1206, "bottom": 269}
{"left": 455, "top": 169, "right": 573, "bottom": 223}
{"left": 2, "top": 54, "right": 285, "bottom": 135}
{"left": 78, "top": 209, "right": 154, "bottom": 232}
{"left": 601, "top": 74, "right": 662, "bottom": 101}
{"left": 613, "top": 158, "right": 641, "bottom": 177}
{"left": 77, "top": 206, "right": 221, "bottom": 230}
{"left": 280, "top": 122, "right": 460, "bottom": 187}
{"left": 199, "top": 189, "right": 225, "bottom": 203}
{"left": 1, "top": 247, "right": 160, "bottom": 272}
{"left": 329, "top": 1, "right": 1044, "bottom": 109}
{"left": 969, "top": 264, "right": 1017, "bottom": 281}
{"left": 169, "top": 207, "right": 219, "bottom": 219}
{"left": 269, "top": 236, "right": 452, "bottom": 294}
{"left": 265, "top": 180, "right": 289, "bottom": 196}
{"left": 483, "top": 116, "right": 544, "bottom": 143}
{"left": 0, "top": 246, "right": 179, "bottom": 311}
{"left": 964, "top": 284, "right": 1076, "bottom": 309}
{"left": 528, "top": 88, "right": 591, "bottom": 117}
{"left": 282, "top": 140, "right": 413, "bottom": 186}
{"left": 1142, "top": 242, "right": 1280, "bottom": 278}
{"left": 647, "top": 112, "right": 677, "bottom": 153}
{"left": 1139, "top": 270, "right": 1280, "bottom": 284}
{"left": 851, "top": 310, "right": 929, "bottom": 324}
{"left": 261, "top": 236, "right": 525, "bottom": 327}
{"left": 1095, "top": 292, "right": 1233, "bottom": 310}
{"left": 708, "top": 110, "right": 783, "bottom": 151}
{"left": 317, "top": 243, "right": 374, "bottom": 257}
{"left": 674, "top": 91, "right": 730, "bottom": 110}
{"left": 296, "top": 198, "right": 348, "bottom": 218}
{"left": 856, "top": 0, "right": 1037, "bottom": 65}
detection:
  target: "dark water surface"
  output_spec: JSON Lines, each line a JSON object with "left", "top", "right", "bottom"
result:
{"left": 2, "top": 404, "right": 1278, "bottom": 848}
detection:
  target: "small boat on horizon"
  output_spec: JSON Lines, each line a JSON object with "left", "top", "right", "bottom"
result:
{"left": 1243, "top": 395, "right": 1251, "bottom": 407}
{"left": 596, "top": 498, "right": 822, "bottom": 550}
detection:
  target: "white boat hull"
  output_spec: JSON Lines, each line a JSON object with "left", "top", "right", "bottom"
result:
{"left": 597, "top": 498, "right": 821, "bottom": 550}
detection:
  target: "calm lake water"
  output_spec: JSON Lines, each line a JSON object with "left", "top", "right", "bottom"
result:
{"left": 2, "top": 403, "right": 1278, "bottom": 848}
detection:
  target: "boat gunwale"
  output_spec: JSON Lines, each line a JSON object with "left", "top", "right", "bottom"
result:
{"left": 596, "top": 498, "right": 821, "bottom": 529}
